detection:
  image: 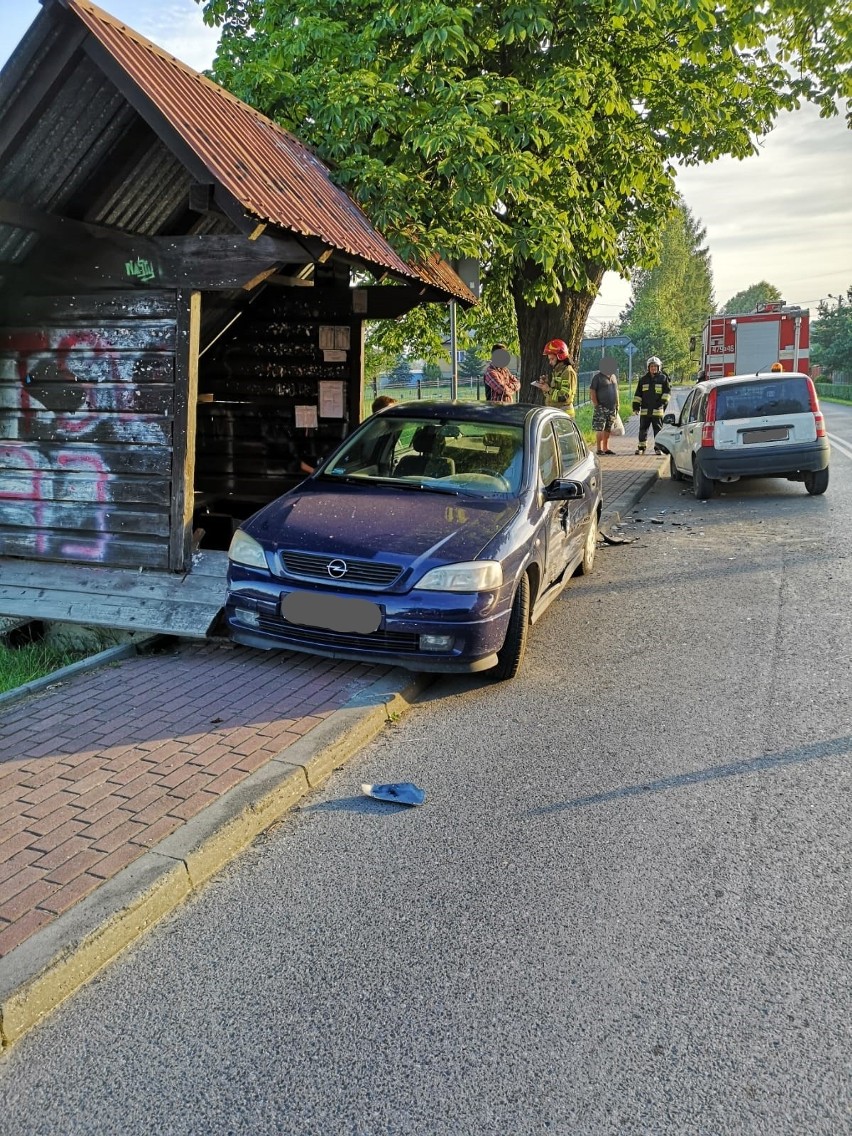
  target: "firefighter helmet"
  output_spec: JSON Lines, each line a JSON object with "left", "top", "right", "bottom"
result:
{"left": 543, "top": 339, "right": 571, "bottom": 361}
{"left": 647, "top": 355, "right": 662, "bottom": 368}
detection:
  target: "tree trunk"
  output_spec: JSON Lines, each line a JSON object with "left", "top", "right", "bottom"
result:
{"left": 511, "top": 261, "right": 606, "bottom": 403}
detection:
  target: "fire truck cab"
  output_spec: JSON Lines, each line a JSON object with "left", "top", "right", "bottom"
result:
{"left": 700, "top": 302, "right": 809, "bottom": 380}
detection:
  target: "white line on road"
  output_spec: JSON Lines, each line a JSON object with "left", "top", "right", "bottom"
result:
{"left": 827, "top": 432, "right": 852, "bottom": 461}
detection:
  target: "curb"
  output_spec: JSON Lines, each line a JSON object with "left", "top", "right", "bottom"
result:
{"left": 0, "top": 668, "right": 433, "bottom": 1051}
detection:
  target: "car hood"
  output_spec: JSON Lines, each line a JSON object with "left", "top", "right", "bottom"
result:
{"left": 244, "top": 481, "right": 521, "bottom": 565}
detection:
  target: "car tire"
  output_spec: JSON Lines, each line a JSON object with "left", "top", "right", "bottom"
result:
{"left": 804, "top": 467, "right": 829, "bottom": 496}
{"left": 670, "top": 453, "right": 684, "bottom": 482}
{"left": 692, "top": 456, "right": 715, "bottom": 500}
{"left": 488, "top": 573, "right": 530, "bottom": 682}
{"left": 579, "top": 511, "right": 598, "bottom": 575}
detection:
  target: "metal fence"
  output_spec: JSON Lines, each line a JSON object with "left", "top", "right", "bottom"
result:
{"left": 364, "top": 373, "right": 602, "bottom": 417}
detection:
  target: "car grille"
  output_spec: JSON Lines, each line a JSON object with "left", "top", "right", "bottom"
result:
{"left": 257, "top": 614, "right": 420, "bottom": 653}
{"left": 279, "top": 550, "right": 402, "bottom": 587}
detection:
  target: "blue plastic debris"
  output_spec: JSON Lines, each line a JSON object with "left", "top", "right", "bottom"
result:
{"left": 361, "top": 782, "right": 426, "bottom": 807}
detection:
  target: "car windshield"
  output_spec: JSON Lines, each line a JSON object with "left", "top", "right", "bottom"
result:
{"left": 715, "top": 377, "right": 811, "bottom": 420}
{"left": 318, "top": 416, "right": 525, "bottom": 496}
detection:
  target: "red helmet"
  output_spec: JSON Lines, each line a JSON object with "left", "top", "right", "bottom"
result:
{"left": 543, "top": 339, "right": 570, "bottom": 361}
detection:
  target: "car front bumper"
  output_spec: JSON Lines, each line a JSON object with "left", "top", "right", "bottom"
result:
{"left": 224, "top": 579, "right": 515, "bottom": 673}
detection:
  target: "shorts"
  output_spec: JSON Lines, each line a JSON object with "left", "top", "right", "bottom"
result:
{"left": 592, "top": 404, "right": 616, "bottom": 432}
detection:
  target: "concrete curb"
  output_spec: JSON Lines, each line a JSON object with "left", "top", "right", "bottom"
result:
{"left": 0, "top": 668, "right": 433, "bottom": 1051}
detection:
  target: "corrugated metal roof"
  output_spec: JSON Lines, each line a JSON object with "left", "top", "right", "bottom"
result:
{"left": 59, "top": 0, "right": 475, "bottom": 304}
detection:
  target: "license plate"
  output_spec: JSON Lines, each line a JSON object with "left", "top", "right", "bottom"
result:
{"left": 281, "top": 591, "right": 382, "bottom": 634}
{"left": 742, "top": 427, "right": 789, "bottom": 444}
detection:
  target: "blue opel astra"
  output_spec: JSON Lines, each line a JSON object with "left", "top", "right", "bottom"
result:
{"left": 225, "top": 401, "right": 602, "bottom": 680}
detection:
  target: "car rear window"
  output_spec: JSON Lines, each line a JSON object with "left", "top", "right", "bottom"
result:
{"left": 715, "top": 378, "right": 811, "bottom": 420}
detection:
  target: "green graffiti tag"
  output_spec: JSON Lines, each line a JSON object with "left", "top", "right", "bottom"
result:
{"left": 125, "top": 257, "right": 156, "bottom": 283}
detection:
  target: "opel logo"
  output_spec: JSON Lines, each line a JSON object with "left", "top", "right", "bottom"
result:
{"left": 327, "top": 558, "right": 348, "bottom": 579}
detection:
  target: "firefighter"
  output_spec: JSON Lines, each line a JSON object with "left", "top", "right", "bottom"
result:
{"left": 535, "top": 339, "right": 577, "bottom": 416}
{"left": 632, "top": 355, "right": 671, "bottom": 454}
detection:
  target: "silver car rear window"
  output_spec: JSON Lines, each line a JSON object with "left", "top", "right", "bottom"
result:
{"left": 715, "top": 378, "right": 810, "bottom": 421}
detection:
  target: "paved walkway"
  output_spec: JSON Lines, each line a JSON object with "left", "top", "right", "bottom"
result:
{"left": 0, "top": 421, "right": 666, "bottom": 1049}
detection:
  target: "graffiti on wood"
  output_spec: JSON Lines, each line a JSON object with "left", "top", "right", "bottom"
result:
{"left": 0, "top": 324, "right": 174, "bottom": 564}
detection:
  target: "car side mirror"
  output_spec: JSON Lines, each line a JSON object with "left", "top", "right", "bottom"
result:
{"left": 663, "top": 413, "right": 676, "bottom": 425}
{"left": 544, "top": 478, "right": 585, "bottom": 501}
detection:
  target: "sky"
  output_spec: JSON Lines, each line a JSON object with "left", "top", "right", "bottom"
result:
{"left": 2, "top": 0, "right": 850, "bottom": 331}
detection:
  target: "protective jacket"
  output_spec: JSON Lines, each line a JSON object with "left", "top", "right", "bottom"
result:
{"left": 632, "top": 370, "right": 671, "bottom": 416}
{"left": 543, "top": 362, "right": 577, "bottom": 416}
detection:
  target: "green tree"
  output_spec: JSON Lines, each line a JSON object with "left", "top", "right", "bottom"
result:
{"left": 201, "top": 0, "right": 851, "bottom": 398}
{"left": 422, "top": 360, "right": 445, "bottom": 389}
{"left": 386, "top": 355, "right": 413, "bottom": 387}
{"left": 459, "top": 347, "right": 486, "bottom": 386}
{"left": 811, "top": 288, "right": 852, "bottom": 376}
{"left": 620, "top": 202, "right": 715, "bottom": 380}
{"left": 722, "top": 282, "right": 784, "bottom": 314}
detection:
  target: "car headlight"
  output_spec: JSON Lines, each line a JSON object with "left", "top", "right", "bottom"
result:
{"left": 415, "top": 561, "right": 503, "bottom": 592}
{"left": 228, "top": 529, "right": 268, "bottom": 570}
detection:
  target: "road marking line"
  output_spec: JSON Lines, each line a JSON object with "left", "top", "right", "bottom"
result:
{"left": 827, "top": 432, "right": 852, "bottom": 460}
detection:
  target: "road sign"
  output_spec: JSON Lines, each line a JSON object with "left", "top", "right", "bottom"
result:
{"left": 625, "top": 343, "right": 638, "bottom": 356}
{"left": 581, "top": 335, "right": 636, "bottom": 351}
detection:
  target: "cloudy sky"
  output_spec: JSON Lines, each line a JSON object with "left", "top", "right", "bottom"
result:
{"left": 2, "top": 0, "right": 850, "bottom": 329}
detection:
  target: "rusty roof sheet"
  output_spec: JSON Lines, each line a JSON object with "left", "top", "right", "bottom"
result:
{"left": 59, "top": 0, "right": 475, "bottom": 304}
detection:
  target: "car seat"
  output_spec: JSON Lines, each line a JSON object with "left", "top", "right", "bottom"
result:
{"left": 394, "top": 425, "right": 456, "bottom": 478}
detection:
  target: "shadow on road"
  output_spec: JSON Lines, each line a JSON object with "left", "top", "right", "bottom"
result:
{"left": 531, "top": 735, "right": 852, "bottom": 814}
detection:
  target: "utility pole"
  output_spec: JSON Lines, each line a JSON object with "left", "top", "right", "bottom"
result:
{"left": 449, "top": 301, "right": 458, "bottom": 400}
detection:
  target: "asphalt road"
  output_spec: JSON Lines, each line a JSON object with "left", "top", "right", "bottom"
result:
{"left": 2, "top": 405, "right": 851, "bottom": 1135}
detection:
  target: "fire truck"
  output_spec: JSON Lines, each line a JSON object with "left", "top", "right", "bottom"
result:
{"left": 699, "top": 302, "right": 810, "bottom": 378}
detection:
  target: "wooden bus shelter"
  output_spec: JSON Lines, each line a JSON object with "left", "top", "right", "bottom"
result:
{"left": 0, "top": 0, "right": 473, "bottom": 637}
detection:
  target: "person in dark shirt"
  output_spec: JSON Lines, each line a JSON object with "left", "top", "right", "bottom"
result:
{"left": 590, "top": 368, "right": 620, "bottom": 455}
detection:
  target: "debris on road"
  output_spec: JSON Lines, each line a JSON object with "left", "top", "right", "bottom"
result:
{"left": 362, "top": 782, "right": 426, "bottom": 807}
{"left": 599, "top": 526, "right": 640, "bottom": 545}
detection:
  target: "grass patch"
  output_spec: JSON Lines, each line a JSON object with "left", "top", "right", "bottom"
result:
{"left": 0, "top": 641, "right": 92, "bottom": 694}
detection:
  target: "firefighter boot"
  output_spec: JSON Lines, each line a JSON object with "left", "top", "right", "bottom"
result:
{"left": 635, "top": 444, "right": 646, "bottom": 455}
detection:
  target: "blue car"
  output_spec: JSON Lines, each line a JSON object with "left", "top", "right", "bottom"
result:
{"left": 225, "top": 402, "right": 602, "bottom": 680}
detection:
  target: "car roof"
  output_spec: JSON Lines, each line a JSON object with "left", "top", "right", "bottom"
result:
{"left": 698, "top": 371, "right": 811, "bottom": 392}
{"left": 376, "top": 400, "right": 560, "bottom": 426}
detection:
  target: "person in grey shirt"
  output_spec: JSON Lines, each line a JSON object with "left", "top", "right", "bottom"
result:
{"left": 590, "top": 368, "right": 620, "bottom": 455}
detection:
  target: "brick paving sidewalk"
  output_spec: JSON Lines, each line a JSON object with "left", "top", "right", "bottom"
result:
{"left": 0, "top": 642, "right": 390, "bottom": 958}
{"left": 597, "top": 414, "right": 669, "bottom": 515}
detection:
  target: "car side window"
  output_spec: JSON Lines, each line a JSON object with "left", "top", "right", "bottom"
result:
{"left": 554, "top": 418, "right": 583, "bottom": 472}
{"left": 538, "top": 427, "right": 560, "bottom": 486}
{"left": 678, "top": 392, "right": 694, "bottom": 423}
{"left": 689, "top": 393, "right": 705, "bottom": 423}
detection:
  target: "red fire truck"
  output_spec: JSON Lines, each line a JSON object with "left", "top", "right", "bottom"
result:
{"left": 700, "top": 302, "right": 809, "bottom": 378}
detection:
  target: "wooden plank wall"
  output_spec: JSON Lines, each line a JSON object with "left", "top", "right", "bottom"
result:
{"left": 0, "top": 292, "right": 179, "bottom": 570}
{"left": 195, "top": 289, "right": 359, "bottom": 510}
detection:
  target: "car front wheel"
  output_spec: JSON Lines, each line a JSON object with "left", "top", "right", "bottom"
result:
{"left": 804, "top": 467, "right": 829, "bottom": 495}
{"left": 670, "top": 453, "right": 684, "bottom": 481}
{"left": 692, "top": 456, "right": 715, "bottom": 500}
{"left": 488, "top": 573, "right": 530, "bottom": 682}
